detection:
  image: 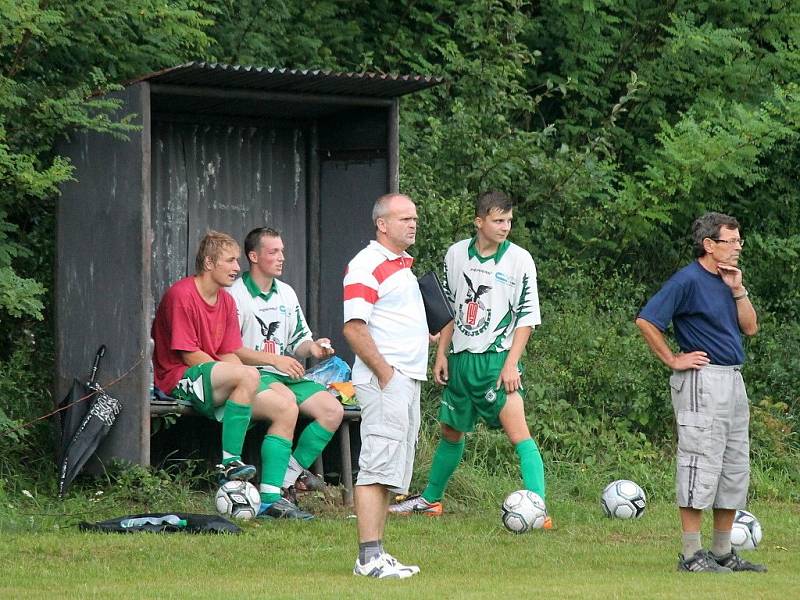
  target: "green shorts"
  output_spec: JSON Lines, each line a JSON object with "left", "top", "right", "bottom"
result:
{"left": 170, "top": 362, "right": 271, "bottom": 422}
{"left": 439, "top": 351, "right": 523, "bottom": 432}
{"left": 258, "top": 369, "right": 328, "bottom": 405}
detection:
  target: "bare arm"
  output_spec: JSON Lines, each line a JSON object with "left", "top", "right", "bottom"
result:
{"left": 635, "top": 318, "right": 710, "bottom": 370}
{"left": 343, "top": 319, "right": 394, "bottom": 388}
{"left": 218, "top": 352, "right": 243, "bottom": 364}
{"left": 181, "top": 350, "right": 243, "bottom": 367}
{"left": 294, "top": 338, "right": 335, "bottom": 360}
{"left": 716, "top": 264, "right": 757, "bottom": 336}
{"left": 734, "top": 294, "right": 758, "bottom": 336}
{"left": 496, "top": 326, "right": 532, "bottom": 393}
{"left": 234, "top": 346, "right": 305, "bottom": 379}
{"left": 433, "top": 321, "right": 455, "bottom": 385}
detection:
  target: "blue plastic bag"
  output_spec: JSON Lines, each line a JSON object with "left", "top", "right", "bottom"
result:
{"left": 304, "top": 356, "right": 352, "bottom": 385}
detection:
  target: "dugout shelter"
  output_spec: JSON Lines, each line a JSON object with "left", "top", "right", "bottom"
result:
{"left": 56, "top": 62, "right": 441, "bottom": 471}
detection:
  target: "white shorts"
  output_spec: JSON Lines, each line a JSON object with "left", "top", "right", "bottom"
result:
{"left": 354, "top": 370, "right": 421, "bottom": 494}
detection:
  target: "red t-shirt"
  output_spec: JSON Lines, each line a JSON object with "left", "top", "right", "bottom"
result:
{"left": 151, "top": 277, "right": 243, "bottom": 393}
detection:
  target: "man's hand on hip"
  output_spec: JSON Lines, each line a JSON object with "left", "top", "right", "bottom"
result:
{"left": 670, "top": 351, "right": 710, "bottom": 370}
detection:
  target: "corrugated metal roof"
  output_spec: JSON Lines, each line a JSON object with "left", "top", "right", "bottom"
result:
{"left": 129, "top": 62, "right": 443, "bottom": 98}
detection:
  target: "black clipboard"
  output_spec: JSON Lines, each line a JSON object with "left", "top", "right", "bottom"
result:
{"left": 418, "top": 271, "right": 455, "bottom": 334}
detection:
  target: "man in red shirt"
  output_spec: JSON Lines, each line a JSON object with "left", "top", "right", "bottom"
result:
{"left": 152, "top": 230, "right": 311, "bottom": 519}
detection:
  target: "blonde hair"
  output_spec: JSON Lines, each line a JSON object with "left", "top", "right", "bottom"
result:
{"left": 195, "top": 230, "right": 239, "bottom": 274}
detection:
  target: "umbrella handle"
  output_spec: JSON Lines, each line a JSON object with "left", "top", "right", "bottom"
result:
{"left": 89, "top": 345, "right": 106, "bottom": 385}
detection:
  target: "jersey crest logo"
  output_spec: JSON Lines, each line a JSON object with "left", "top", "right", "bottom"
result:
{"left": 458, "top": 273, "right": 492, "bottom": 335}
{"left": 256, "top": 316, "right": 280, "bottom": 354}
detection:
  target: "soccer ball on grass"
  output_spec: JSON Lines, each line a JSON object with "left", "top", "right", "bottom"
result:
{"left": 731, "top": 509, "right": 763, "bottom": 550}
{"left": 600, "top": 479, "right": 646, "bottom": 519}
{"left": 501, "top": 490, "right": 547, "bottom": 533}
{"left": 215, "top": 480, "right": 261, "bottom": 520}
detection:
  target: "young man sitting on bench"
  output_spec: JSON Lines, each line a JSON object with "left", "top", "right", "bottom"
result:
{"left": 230, "top": 227, "right": 344, "bottom": 502}
{"left": 151, "top": 230, "right": 312, "bottom": 519}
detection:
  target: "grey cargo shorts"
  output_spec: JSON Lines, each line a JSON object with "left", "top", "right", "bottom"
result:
{"left": 355, "top": 370, "right": 421, "bottom": 494}
{"left": 669, "top": 365, "right": 750, "bottom": 510}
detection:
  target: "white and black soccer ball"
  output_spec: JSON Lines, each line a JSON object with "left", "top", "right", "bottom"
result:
{"left": 600, "top": 479, "right": 646, "bottom": 519}
{"left": 501, "top": 490, "right": 547, "bottom": 533}
{"left": 731, "top": 509, "right": 763, "bottom": 550}
{"left": 215, "top": 480, "right": 261, "bottom": 520}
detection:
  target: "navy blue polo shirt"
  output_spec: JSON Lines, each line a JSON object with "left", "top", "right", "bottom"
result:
{"left": 638, "top": 261, "right": 745, "bottom": 366}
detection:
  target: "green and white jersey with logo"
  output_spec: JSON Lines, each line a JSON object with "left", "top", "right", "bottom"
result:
{"left": 443, "top": 238, "right": 541, "bottom": 353}
{"left": 228, "top": 272, "right": 313, "bottom": 374}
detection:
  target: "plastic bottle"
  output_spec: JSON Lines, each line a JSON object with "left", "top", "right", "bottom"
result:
{"left": 119, "top": 514, "right": 187, "bottom": 528}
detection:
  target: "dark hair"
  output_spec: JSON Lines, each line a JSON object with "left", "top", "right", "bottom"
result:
{"left": 195, "top": 230, "right": 238, "bottom": 274}
{"left": 691, "top": 212, "right": 740, "bottom": 257}
{"left": 243, "top": 227, "right": 281, "bottom": 263}
{"left": 476, "top": 191, "right": 513, "bottom": 217}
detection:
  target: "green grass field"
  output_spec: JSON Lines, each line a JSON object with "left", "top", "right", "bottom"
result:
{"left": 1, "top": 498, "right": 797, "bottom": 599}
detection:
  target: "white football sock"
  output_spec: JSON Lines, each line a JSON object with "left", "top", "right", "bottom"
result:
{"left": 282, "top": 455, "right": 303, "bottom": 488}
{"left": 259, "top": 483, "right": 281, "bottom": 496}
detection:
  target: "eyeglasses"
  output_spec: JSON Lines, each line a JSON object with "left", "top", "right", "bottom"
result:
{"left": 712, "top": 238, "right": 744, "bottom": 247}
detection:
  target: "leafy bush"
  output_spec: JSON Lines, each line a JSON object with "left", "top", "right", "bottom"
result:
{"left": 1, "top": 0, "right": 799, "bottom": 504}
{"left": 96, "top": 460, "right": 211, "bottom": 508}
{"left": 525, "top": 270, "right": 668, "bottom": 446}
{"left": 0, "top": 339, "right": 54, "bottom": 481}
{"left": 419, "top": 267, "right": 800, "bottom": 502}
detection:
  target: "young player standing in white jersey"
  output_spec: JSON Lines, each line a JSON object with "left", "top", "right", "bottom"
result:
{"left": 390, "top": 191, "right": 549, "bottom": 526}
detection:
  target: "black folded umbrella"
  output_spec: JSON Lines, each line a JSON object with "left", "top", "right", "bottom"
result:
{"left": 57, "top": 346, "right": 122, "bottom": 497}
{"left": 58, "top": 346, "right": 105, "bottom": 465}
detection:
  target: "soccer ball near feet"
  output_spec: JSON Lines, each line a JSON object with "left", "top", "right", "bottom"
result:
{"left": 215, "top": 480, "right": 261, "bottom": 520}
{"left": 501, "top": 490, "right": 547, "bottom": 533}
{"left": 600, "top": 479, "right": 646, "bottom": 519}
{"left": 731, "top": 509, "right": 763, "bottom": 550}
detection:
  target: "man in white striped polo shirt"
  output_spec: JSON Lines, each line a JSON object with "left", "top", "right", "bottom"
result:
{"left": 343, "top": 193, "right": 429, "bottom": 579}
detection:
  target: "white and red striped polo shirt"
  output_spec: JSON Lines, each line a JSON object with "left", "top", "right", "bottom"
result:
{"left": 343, "top": 240, "right": 429, "bottom": 384}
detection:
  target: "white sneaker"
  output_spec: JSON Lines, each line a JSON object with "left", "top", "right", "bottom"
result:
{"left": 353, "top": 552, "right": 420, "bottom": 578}
{"left": 388, "top": 494, "right": 443, "bottom": 516}
{"left": 382, "top": 552, "right": 420, "bottom": 575}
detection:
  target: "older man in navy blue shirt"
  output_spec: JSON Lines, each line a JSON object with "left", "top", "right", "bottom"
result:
{"left": 636, "top": 212, "right": 765, "bottom": 573}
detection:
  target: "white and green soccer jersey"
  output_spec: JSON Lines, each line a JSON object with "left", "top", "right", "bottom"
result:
{"left": 228, "top": 272, "right": 313, "bottom": 374}
{"left": 443, "top": 238, "right": 541, "bottom": 353}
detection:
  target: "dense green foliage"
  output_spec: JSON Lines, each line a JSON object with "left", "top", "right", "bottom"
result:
{"left": 0, "top": 0, "right": 211, "bottom": 473}
{"left": 1, "top": 1, "right": 799, "bottom": 497}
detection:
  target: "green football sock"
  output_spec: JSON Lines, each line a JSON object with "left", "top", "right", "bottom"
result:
{"left": 516, "top": 437, "right": 546, "bottom": 500}
{"left": 293, "top": 420, "right": 335, "bottom": 469}
{"left": 421, "top": 437, "right": 465, "bottom": 503}
{"left": 220, "top": 401, "right": 252, "bottom": 464}
{"left": 259, "top": 434, "right": 292, "bottom": 504}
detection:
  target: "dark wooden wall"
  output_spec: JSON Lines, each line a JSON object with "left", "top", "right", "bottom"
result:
{"left": 317, "top": 159, "right": 387, "bottom": 363}
{"left": 58, "top": 85, "right": 395, "bottom": 468}
{"left": 56, "top": 82, "right": 152, "bottom": 465}
{"left": 150, "top": 119, "right": 308, "bottom": 309}
{"left": 315, "top": 107, "right": 390, "bottom": 364}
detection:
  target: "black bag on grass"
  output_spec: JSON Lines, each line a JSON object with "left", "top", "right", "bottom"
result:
{"left": 79, "top": 513, "right": 241, "bottom": 534}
